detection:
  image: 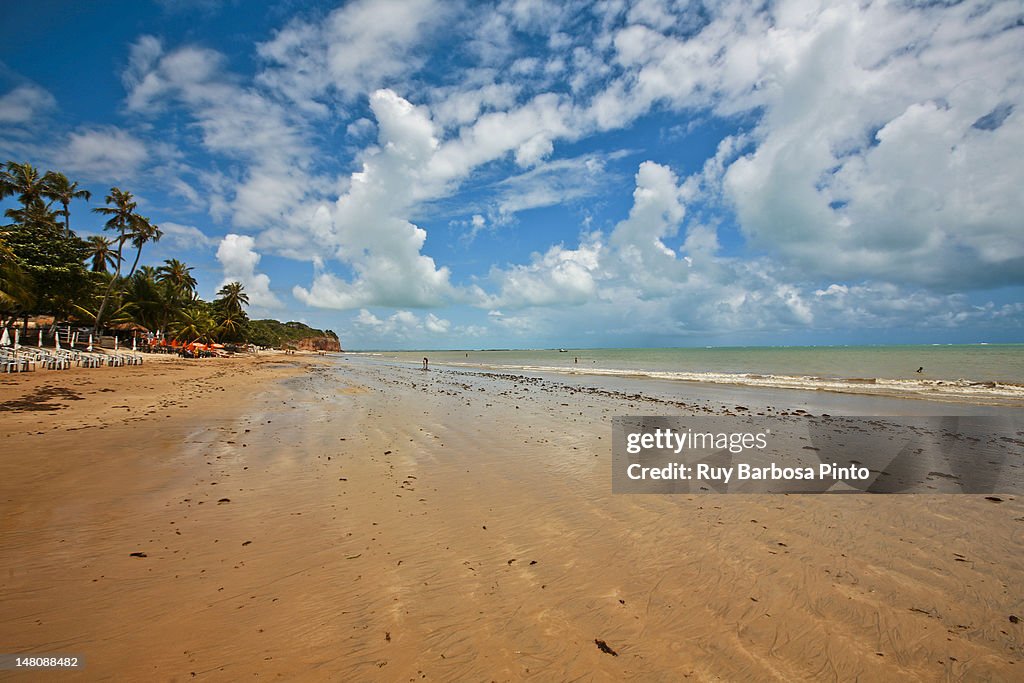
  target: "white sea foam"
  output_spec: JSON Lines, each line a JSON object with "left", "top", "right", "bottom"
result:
{"left": 441, "top": 362, "right": 1024, "bottom": 403}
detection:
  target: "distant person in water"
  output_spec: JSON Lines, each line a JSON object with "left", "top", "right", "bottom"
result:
{"left": 574, "top": 357, "right": 578, "bottom": 364}
{"left": 916, "top": 366, "right": 923, "bottom": 373}
{"left": 423, "top": 357, "right": 429, "bottom": 370}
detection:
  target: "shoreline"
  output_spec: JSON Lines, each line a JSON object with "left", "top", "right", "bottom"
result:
{"left": 1, "top": 355, "right": 1022, "bottom": 679}
{"left": 342, "top": 339, "right": 1024, "bottom": 406}
{"left": 348, "top": 354, "right": 1024, "bottom": 408}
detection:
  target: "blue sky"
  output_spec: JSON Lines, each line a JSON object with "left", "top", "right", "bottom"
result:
{"left": 1, "top": 0, "right": 1022, "bottom": 349}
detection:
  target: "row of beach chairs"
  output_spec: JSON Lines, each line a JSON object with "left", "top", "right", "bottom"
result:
{"left": 0, "top": 348, "right": 144, "bottom": 372}
{"left": 1, "top": 352, "right": 36, "bottom": 373}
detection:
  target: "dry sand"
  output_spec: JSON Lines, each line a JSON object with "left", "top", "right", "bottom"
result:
{"left": 1, "top": 355, "right": 1022, "bottom": 681}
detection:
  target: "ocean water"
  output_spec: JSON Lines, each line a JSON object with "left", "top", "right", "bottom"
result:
{"left": 349, "top": 345, "right": 1024, "bottom": 403}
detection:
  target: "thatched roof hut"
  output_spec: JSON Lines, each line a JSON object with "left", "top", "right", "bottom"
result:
{"left": 108, "top": 322, "right": 150, "bottom": 333}
{"left": 24, "top": 315, "right": 55, "bottom": 330}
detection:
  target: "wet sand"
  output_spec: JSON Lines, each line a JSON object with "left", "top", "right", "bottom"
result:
{"left": 1, "top": 356, "right": 1022, "bottom": 680}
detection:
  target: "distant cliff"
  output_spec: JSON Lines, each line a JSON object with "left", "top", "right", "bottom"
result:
{"left": 246, "top": 319, "right": 341, "bottom": 350}
{"left": 296, "top": 336, "right": 342, "bottom": 352}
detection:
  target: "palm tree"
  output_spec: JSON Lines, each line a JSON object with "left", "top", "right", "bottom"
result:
{"left": 72, "top": 298, "right": 134, "bottom": 329}
{"left": 127, "top": 266, "right": 177, "bottom": 334}
{"left": 91, "top": 188, "right": 143, "bottom": 335}
{"left": 136, "top": 265, "right": 159, "bottom": 282}
{"left": 2, "top": 184, "right": 88, "bottom": 320}
{"left": 0, "top": 161, "right": 47, "bottom": 207}
{"left": 45, "top": 174, "right": 91, "bottom": 234}
{"left": 93, "top": 187, "right": 138, "bottom": 257}
{"left": 0, "top": 166, "right": 11, "bottom": 201}
{"left": 216, "top": 281, "right": 249, "bottom": 316}
{"left": 42, "top": 172, "right": 91, "bottom": 235}
{"left": 216, "top": 313, "right": 244, "bottom": 340}
{"left": 85, "top": 236, "right": 119, "bottom": 273}
{"left": 157, "top": 259, "right": 197, "bottom": 300}
{"left": 3, "top": 201, "right": 61, "bottom": 232}
{"left": 119, "top": 269, "right": 162, "bottom": 333}
{"left": 124, "top": 216, "right": 161, "bottom": 278}
{"left": 0, "top": 229, "right": 34, "bottom": 311}
{"left": 170, "top": 304, "right": 215, "bottom": 343}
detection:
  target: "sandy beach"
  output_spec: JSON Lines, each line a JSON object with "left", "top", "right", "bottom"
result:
{"left": 1, "top": 355, "right": 1023, "bottom": 681}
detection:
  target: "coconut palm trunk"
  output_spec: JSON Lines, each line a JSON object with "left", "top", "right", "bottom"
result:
{"left": 92, "top": 188, "right": 140, "bottom": 337}
{"left": 125, "top": 217, "right": 161, "bottom": 279}
{"left": 93, "top": 235, "right": 127, "bottom": 337}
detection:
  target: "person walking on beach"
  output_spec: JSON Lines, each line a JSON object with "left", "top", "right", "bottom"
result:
{"left": 422, "top": 357, "right": 429, "bottom": 371}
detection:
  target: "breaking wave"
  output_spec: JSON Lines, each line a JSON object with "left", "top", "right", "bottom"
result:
{"left": 440, "top": 362, "right": 1024, "bottom": 403}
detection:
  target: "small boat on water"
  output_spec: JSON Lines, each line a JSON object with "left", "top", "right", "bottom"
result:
{"left": 558, "top": 348, "right": 568, "bottom": 352}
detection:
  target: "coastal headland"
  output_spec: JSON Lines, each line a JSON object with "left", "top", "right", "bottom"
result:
{"left": 1, "top": 355, "right": 1022, "bottom": 680}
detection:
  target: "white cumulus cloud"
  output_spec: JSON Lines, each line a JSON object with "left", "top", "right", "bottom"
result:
{"left": 216, "top": 234, "right": 282, "bottom": 308}
{"left": 59, "top": 126, "right": 148, "bottom": 180}
{"left": 0, "top": 84, "right": 56, "bottom": 125}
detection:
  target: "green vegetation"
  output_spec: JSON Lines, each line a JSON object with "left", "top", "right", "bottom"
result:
{"left": 0, "top": 159, "right": 339, "bottom": 349}
{"left": 1, "top": 162, "right": 93, "bottom": 323}
{"left": 245, "top": 319, "right": 339, "bottom": 349}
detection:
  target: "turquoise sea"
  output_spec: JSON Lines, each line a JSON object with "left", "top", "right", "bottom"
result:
{"left": 349, "top": 345, "right": 1024, "bottom": 403}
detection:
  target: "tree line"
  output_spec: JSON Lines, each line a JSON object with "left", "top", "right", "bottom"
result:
{"left": 0, "top": 160, "right": 328, "bottom": 346}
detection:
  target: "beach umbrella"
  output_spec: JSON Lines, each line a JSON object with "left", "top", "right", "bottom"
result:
{"left": 13, "top": 328, "right": 19, "bottom": 350}
{"left": 38, "top": 329, "right": 43, "bottom": 348}
{"left": 132, "top": 336, "right": 137, "bottom": 352}
{"left": 54, "top": 330, "right": 60, "bottom": 351}
{"left": 71, "top": 331, "right": 77, "bottom": 348}
{"left": 0, "top": 328, "right": 8, "bottom": 346}
{"left": 114, "top": 336, "right": 119, "bottom": 351}
{"left": 87, "top": 334, "right": 93, "bottom": 352}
